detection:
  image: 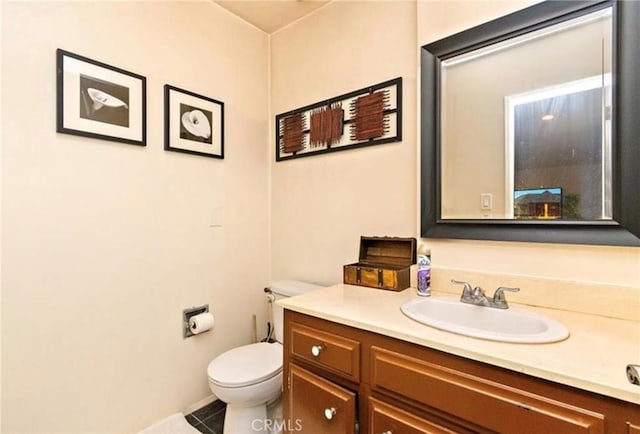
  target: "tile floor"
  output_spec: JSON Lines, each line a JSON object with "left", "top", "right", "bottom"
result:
{"left": 186, "top": 400, "right": 226, "bottom": 434}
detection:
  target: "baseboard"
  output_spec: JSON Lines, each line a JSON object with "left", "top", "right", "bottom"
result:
{"left": 183, "top": 394, "right": 217, "bottom": 415}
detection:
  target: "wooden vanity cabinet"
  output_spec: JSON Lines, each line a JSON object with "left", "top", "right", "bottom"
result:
{"left": 283, "top": 310, "right": 640, "bottom": 434}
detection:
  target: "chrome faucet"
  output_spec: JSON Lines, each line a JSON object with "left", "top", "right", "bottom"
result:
{"left": 451, "top": 279, "right": 520, "bottom": 309}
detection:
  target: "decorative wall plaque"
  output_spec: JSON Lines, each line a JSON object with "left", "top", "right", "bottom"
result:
{"left": 275, "top": 77, "right": 402, "bottom": 161}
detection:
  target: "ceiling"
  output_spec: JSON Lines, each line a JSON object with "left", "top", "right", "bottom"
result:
{"left": 214, "top": 0, "right": 331, "bottom": 34}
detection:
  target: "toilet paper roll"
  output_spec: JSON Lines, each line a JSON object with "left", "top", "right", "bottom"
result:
{"left": 189, "top": 312, "right": 214, "bottom": 335}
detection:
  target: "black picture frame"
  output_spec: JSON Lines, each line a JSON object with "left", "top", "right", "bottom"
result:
{"left": 420, "top": 0, "right": 640, "bottom": 246}
{"left": 56, "top": 49, "right": 146, "bottom": 146}
{"left": 164, "top": 85, "right": 224, "bottom": 159}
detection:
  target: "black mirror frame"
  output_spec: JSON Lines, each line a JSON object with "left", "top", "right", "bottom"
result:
{"left": 420, "top": 0, "right": 640, "bottom": 246}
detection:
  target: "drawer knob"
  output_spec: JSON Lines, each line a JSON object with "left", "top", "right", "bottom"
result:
{"left": 311, "top": 345, "right": 324, "bottom": 357}
{"left": 381, "top": 431, "right": 393, "bottom": 434}
{"left": 324, "top": 407, "right": 337, "bottom": 420}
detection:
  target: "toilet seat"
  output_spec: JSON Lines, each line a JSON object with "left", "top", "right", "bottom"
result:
{"left": 208, "top": 342, "right": 282, "bottom": 388}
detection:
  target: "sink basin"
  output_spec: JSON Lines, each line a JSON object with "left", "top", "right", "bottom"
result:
{"left": 401, "top": 297, "right": 569, "bottom": 343}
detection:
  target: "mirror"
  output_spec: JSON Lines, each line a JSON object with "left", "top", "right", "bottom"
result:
{"left": 421, "top": 0, "right": 640, "bottom": 246}
{"left": 440, "top": 8, "right": 612, "bottom": 220}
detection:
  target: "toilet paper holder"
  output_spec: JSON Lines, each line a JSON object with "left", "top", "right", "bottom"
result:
{"left": 183, "top": 304, "right": 209, "bottom": 338}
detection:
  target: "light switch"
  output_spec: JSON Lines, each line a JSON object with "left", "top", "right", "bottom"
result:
{"left": 210, "top": 207, "right": 223, "bottom": 227}
{"left": 480, "top": 193, "right": 492, "bottom": 210}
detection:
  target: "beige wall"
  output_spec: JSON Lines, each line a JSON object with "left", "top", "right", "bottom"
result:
{"left": 0, "top": 1, "right": 3, "bottom": 429}
{"left": 1, "top": 1, "right": 269, "bottom": 432}
{"left": 270, "top": 0, "right": 639, "bottom": 292}
{"left": 270, "top": 0, "right": 418, "bottom": 285}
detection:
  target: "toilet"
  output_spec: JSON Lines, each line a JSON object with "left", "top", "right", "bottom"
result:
{"left": 207, "top": 280, "right": 322, "bottom": 434}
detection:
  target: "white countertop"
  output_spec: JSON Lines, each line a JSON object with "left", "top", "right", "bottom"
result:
{"left": 278, "top": 283, "right": 640, "bottom": 405}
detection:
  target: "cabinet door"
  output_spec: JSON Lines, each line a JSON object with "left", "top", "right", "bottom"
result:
{"left": 369, "top": 397, "right": 457, "bottom": 434}
{"left": 289, "top": 363, "right": 356, "bottom": 434}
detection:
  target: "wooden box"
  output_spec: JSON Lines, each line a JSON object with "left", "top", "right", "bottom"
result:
{"left": 343, "top": 236, "right": 417, "bottom": 291}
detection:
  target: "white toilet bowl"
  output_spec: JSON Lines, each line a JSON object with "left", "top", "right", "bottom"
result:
{"left": 206, "top": 281, "right": 322, "bottom": 434}
{"left": 207, "top": 342, "right": 283, "bottom": 434}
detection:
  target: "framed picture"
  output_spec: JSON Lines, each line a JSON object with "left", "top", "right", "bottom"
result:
{"left": 56, "top": 49, "right": 146, "bottom": 146}
{"left": 164, "top": 85, "right": 224, "bottom": 159}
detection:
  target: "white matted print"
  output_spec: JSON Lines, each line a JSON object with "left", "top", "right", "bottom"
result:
{"left": 56, "top": 49, "right": 146, "bottom": 146}
{"left": 164, "top": 85, "right": 224, "bottom": 159}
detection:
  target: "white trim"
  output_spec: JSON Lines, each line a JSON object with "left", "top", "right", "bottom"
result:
{"left": 182, "top": 394, "right": 218, "bottom": 415}
{"left": 504, "top": 97, "right": 515, "bottom": 218}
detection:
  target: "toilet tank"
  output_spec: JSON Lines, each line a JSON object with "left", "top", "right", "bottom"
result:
{"left": 270, "top": 280, "right": 322, "bottom": 343}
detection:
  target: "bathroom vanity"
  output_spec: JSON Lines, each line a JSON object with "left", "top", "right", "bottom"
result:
{"left": 279, "top": 284, "right": 640, "bottom": 434}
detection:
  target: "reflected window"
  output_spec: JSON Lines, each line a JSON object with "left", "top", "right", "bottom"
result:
{"left": 506, "top": 75, "right": 612, "bottom": 220}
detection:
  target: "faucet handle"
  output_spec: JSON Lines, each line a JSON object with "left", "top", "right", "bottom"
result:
{"left": 492, "top": 286, "right": 520, "bottom": 307}
{"left": 451, "top": 279, "right": 473, "bottom": 294}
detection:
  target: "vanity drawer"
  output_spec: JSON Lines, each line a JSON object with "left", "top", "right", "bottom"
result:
{"left": 369, "top": 397, "right": 457, "bottom": 434}
{"left": 289, "top": 363, "right": 356, "bottom": 434}
{"left": 289, "top": 322, "right": 360, "bottom": 382}
{"left": 371, "top": 346, "right": 605, "bottom": 434}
